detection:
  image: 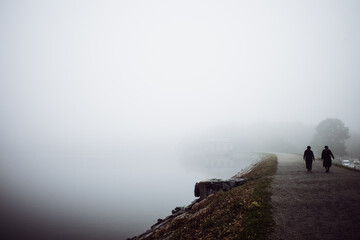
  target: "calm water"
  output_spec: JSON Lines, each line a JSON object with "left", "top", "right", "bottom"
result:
{"left": 0, "top": 147, "right": 261, "bottom": 239}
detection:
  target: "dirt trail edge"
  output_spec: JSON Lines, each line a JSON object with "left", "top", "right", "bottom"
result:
{"left": 269, "top": 153, "right": 360, "bottom": 240}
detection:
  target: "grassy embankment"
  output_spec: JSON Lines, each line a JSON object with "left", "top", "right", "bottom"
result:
{"left": 144, "top": 154, "right": 278, "bottom": 240}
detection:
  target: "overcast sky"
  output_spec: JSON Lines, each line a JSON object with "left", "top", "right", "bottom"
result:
{"left": 1, "top": 0, "right": 360, "bottom": 143}
{"left": 1, "top": 1, "right": 360, "bottom": 238}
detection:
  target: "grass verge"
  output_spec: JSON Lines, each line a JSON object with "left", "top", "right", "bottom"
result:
{"left": 144, "top": 154, "right": 278, "bottom": 240}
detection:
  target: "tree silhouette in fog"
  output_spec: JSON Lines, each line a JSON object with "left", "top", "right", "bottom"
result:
{"left": 311, "top": 118, "right": 349, "bottom": 157}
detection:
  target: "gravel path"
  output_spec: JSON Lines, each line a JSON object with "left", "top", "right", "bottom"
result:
{"left": 269, "top": 153, "right": 360, "bottom": 240}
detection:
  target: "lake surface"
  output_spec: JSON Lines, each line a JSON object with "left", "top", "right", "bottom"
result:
{"left": 0, "top": 146, "right": 261, "bottom": 239}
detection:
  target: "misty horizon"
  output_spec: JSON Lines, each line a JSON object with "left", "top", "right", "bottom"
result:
{"left": 1, "top": 0, "right": 360, "bottom": 239}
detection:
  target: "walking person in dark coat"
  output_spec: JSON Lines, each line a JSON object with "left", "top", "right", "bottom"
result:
{"left": 303, "top": 146, "right": 315, "bottom": 172}
{"left": 321, "top": 146, "right": 334, "bottom": 173}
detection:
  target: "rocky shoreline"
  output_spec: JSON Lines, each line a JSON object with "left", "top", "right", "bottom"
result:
{"left": 127, "top": 163, "right": 256, "bottom": 240}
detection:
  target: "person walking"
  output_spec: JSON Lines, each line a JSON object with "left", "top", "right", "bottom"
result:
{"left": 321, "top": 146, "right": 334, "bottom": 173}
{"left": 303, "top": 146, "right": 315, "bottom": 172}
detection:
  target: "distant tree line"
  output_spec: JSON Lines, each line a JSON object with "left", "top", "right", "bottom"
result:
{"left": 180, "top": 118, "right": 359, "bottom": 165}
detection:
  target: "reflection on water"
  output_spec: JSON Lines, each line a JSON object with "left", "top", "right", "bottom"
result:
{"left": 0, "top": 149, "right": 262, "bottom": 239}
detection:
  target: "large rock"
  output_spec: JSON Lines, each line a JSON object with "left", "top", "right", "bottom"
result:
{"left": 194, "top": 178, "right": 246, "bottom": 199}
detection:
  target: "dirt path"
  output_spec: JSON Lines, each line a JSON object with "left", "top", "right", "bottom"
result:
{"left": 269, "top": 153, "right": 360, "bottom": 240}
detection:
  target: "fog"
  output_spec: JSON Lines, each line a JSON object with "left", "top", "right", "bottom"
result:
{"left": 1, "top": 0, "right": 360, "bottom": 239}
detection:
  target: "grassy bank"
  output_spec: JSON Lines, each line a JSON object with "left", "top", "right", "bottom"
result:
{"left": 144, "top": 154, "right": 278, "bottom": 240}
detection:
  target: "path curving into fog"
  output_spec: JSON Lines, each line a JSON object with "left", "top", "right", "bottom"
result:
{"left": 269, "top": 153, "right": 360, "bottom": 240}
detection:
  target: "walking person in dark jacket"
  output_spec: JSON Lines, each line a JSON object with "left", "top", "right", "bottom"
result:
{"left": 303, "top": 146, "right": 315, "bottom": 172}
{"left": 321, "top": 146, "right": 334, "bottom": 173}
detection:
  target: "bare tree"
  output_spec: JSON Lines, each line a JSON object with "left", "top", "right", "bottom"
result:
{"left": 311, "top": 118, "right": 349, "bottom": 157}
